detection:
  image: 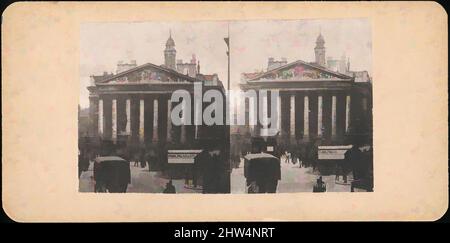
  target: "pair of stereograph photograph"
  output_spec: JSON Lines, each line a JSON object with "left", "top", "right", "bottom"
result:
{"left": 78, "top": 18, "right": 373, "bottom": 195}
{"left": 2, "top": 2, "right": 447, "bottom": 222}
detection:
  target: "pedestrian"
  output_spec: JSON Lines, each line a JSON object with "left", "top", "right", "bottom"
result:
{"left": 146, "top": 148, "right": 157, "bottom": 171}
{"left": 93, "top": 161, "right": 106, "bottom": 192}
{"left": 304, "top": 144, "right": 311, "bottom": 168}
{"left": 139, "top": 148, "right": 146, "bottom": 168}
{"left": 202, "top": 143, "right": 225, "bottom": 193}
{"left": 291, "top": 150, "right": 298, "bottom": 165}
{"left": 310, "top": 144, "right": 318, "bottom": 172}
{"left": 133, "top": 148, "right": 140, "bottom": 167}
{"left": 335, "top": 159, "right": 340, "bottom": 181}
{"left": 195, "top": 147, "right": 209, "bottom": 189}
{"left": 301, "top": 146, "right": 307, "bottom": 167}
{"left": 342, "top": 159, "right": 348, "bottom": 183}
{"left": 163, "top": 180, "right": 176, "bottom": 193}
{"left": 313, "top": 176, "right": 326, "bottom": 192}
{"left": 297, "top": 147, "right": 304, "bottom": 168}
{"left": 184, "top": 169, "right": 190, "bottom": 187}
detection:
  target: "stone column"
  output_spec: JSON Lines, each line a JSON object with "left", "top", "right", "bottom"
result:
{"left": 98, "top": 99, "right": 104, "bottom": 137}
{"left": 194, "top": 124, "right": 199, "bottom": 140}
{"left": 180, "top": 101, "right": 186, "bottom": 144}
{"left": 332, "top": 95, "right": 337, "bottom": 138}
{"left": 129, "top": 98, "right": 138, "bottom": 142}
{"left": 255, "top": 92, "right": 261, "bottom": 136}
{"left": 167, "top": 99, "right": 172, "bottom": 142}
{"left": 318, "top": 95, "right": 323, "bottom": 137}
{"left": 112, "top": 99, "right": 117, "bottom": 143}
{"left": 248, "top": 97, "right": 256, "bottom": 135}
{"left": 290, "top": 95, "right": 295, "bottom": 141}
{"left": 88, "top": 96, "right": 98, "bottom": 137}
{"left": 261, "top": 94, "right": 268, "bottom": 137}
{"left": 152, "top": 99, "right": 159, "bottom": 142}
{"left": 125, "top": 99, "right": 131, "bottom": 135}
{"left": 277, "top": 94, "right": 281, "bottom": 135}
{"left": 345, "top": 95, "right": 351, "bottom": 133}
{"left": 139, "top": 99, "right": 144, "bottom": 143}
{"left": 303, "top": 95, "right": 309, "bottom": 140}
{"left": 194, "top": 95, "right": 202, "bottom": 140}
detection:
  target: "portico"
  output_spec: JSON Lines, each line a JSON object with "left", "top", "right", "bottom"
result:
{"left": 239, "top": 61, "right": 372, "bottom": 147}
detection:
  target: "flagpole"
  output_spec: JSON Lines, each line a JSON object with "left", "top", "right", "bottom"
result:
{"left": 226, "top": 23, "right": 231, "bottom": 193}
{"left": 227, "top": 24, "right": 230, "bottom": 91}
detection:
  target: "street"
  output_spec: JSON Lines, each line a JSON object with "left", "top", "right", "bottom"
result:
{"left": 230, "top": 156, "right": 353, "bottom": 193}
{"left": 79, "top": 161, "right": 199, "bottom": 193}
{"left": 80, "top": 156, "right": 353, "bottom": 193}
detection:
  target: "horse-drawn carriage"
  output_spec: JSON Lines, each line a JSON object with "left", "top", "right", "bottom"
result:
{"left": 242, "top": 136, "right": 281, "bottom": 193}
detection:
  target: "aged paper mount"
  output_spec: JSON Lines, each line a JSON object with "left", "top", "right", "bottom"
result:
{"left": 2, "top": 2, "right": 448, "bottom": 221}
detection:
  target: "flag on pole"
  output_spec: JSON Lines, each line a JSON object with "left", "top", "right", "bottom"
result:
{"left": 224, "top": 37, "right": 230, "bottom": 56}
{"left": 225, "top": 23, "right": 230, "bottom": 91}
{"left": 224, "top": 37, "right": 229, "bottom": 48}
{"left": 224, "top": 22, "right": 230, "bottom": 48}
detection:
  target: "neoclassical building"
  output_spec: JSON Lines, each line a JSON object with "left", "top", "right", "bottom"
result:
{"left": 238, "top": 33, "right": 373, "bottom": 147}
{"left": 87, "top": 33, "right": 226, "bottom": 149}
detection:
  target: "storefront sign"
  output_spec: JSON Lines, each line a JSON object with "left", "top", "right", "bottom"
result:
{"left": 318, "top": 145, "right": 352, "bottom": 160}
{"left": 167, "top": 150, "right": 202, "bottom": 164}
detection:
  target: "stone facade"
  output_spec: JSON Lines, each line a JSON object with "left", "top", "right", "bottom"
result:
{"left": 239, "top": 33, "right": 373, "bottom": 148}
{"left": 88, "top": 33, "right": 227, "bottom": 149}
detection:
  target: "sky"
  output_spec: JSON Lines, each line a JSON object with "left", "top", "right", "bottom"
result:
{"left": 79, "top": 18, "right": 371, "bottom": 108}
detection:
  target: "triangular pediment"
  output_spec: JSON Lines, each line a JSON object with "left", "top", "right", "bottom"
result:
{"left": 248, "top": 60, "right": 352, "bottom": 82}
{"left": 97, "top": 63, "right": 197, "bottom": 84}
